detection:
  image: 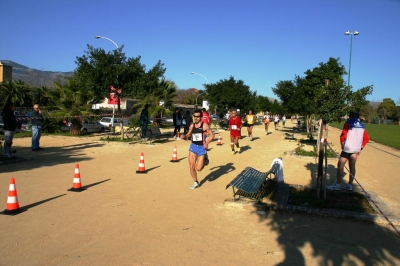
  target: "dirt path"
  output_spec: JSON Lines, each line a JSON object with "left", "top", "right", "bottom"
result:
{"left": 1, "top": 122, "right": 400, "bottom": 265}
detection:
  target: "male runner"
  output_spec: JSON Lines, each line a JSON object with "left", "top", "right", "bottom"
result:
{"left": 184, "top": 109, "right": 215, "bottom": 189}
{"left": 245, "top": 110, "right": 255, "bottom": 140}
{"left": 228, "top": 110, "right": 242, "bottom": 155}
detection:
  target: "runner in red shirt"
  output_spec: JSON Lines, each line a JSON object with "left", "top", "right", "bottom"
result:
{"left": 228, "top": 110, "right": 243, "bottom": 155}
{"left": 201, "top": 108, "right": 210, "bottom": 125}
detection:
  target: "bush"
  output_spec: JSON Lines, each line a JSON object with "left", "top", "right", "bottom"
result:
{"left": 42, "top": 119, "right": 63, "bottom": 133}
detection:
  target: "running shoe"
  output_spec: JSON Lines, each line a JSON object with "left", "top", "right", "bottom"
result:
{"left": 190, "top": 182, "right": 199, "bottom": 190}
{"left": 250, "top": 136, "right": 253, "bottom": 141}
{"left": 343, "top": 184, "right": 353, "bottom": 191}
{"left": 231, "top": 150, "right": 236, "bottom": 155}
{"left": 236, "top": 147, "right": 240, "bottom": 153}
{"left": 204, "top": 154, "right": 209, "bottom": 166}
{"left": 326, "top": 183, "right": 341, "bottom": 191}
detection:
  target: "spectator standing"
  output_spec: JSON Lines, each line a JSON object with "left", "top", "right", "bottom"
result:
{"left": 31, "top": 104, "right": 44, "bottom": 151}
{"left": 1, "top": 102, "right": 17, "bottom": 157}
{"left": 139, "top": 104, "right": 150, "bottom": 139}
{"left": 326, "top": 112, "right": 370, "bottom": 191}
{"left": 174, "top": 109, "right": 183, "bottom": 139}
{"left": 182, "top": 110, "right": 193, "bottom": 137}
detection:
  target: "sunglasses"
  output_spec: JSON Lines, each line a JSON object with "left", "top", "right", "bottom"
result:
{"left": 193, "top": 116, "right": 201, "bottom": 118}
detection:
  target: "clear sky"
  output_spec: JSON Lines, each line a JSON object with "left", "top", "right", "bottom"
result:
{"left": 1, "top": 0, "right": 399, "bottom": 102}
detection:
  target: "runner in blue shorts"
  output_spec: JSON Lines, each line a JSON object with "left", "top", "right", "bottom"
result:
{"left": 184, "top": 109, "right": 214, "bottom": 189}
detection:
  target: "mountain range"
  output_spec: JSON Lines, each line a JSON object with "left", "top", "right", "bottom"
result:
{"left": 0, "top": 60, "right": 73, "bottom": 87}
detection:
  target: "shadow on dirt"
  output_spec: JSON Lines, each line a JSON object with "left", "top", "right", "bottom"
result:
{"left": 253, "top": 207, "right": 400, "bottom": 265}
{"left": 200, "top": 163, "right": 235, "bottom": 186}
{"left": 1, "top": 142, "right": 106, "bottom": 173}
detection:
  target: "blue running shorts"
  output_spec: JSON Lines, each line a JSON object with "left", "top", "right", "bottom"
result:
{"left": 189, "top": 143, "right": 207, "bottom": 156}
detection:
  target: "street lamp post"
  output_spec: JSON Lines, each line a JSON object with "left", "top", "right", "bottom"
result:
{"left": 344, "top": 30, "right": 359, "bottom": 118}
{"left": 344, "top": 31, "right": 359, "bottom": 88}
{"left": 95, "top": 35, "right": 119, "bottom": 127}
{"left": 191, "top": 72, "right": 208, "bottom": 110}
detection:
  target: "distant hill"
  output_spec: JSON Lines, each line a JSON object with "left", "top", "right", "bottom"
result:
{"left": 0, "top": 60, "right": 73, "bottom": 87}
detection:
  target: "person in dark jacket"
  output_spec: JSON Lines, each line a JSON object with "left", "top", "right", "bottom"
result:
{"left": 182, "top": 110, "right": 193, "bottom": 137}
{"left": 1, "top": 102, "right": 17, "bottom": 157}
{"left": 139, "top": 104, "right": 150, "bottom": 138}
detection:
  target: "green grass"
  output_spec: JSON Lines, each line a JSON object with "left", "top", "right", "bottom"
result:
{"left": 330, "top": 122, "right": 400, "bottom": 150}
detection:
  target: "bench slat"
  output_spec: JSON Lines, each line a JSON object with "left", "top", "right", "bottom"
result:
{"left": 226, "top": 167, "right": 267, "bottom": 193}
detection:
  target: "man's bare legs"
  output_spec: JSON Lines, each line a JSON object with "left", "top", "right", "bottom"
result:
{"left": 335, "top": 153, "right": 358, "bottom": 185}
{"left": 188, "top": 151, "right": 205, "bottom": 182}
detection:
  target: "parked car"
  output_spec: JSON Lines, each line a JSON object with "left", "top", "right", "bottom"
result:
{"left": 81, "top": 119, "right": 105, "bottom": 134}
{"left": 99, "top": 117, "right": 125, "bottom": 128}
{"left": 210, "top": 114, "right": 219, "bottom": 120}
{"left": 165, "top": 117, "right": 173, "bottom": 123}
{"left": 0, "top": 116, "right": 4, "bottom": 129}
{"left": 20, "top": 122, "right": 32, "bottom": 131}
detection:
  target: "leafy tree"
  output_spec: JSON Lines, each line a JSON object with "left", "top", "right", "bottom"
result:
{"left": 377, "top": 98, "right": 397, "bottom": 120}
{"left": 205, "top": 76, "right": 254, "bottom": 112}
{"left": 254, "top": 95, "right": 272, "bottom": 114}
{"left": 359, "top": 103, "right": 375, "bottom": 123}
{"left": 175, "top": 88, "right": 200, "bottom": 105}
{"left": 272, "top": 58, "right": 365, "bottom": 124}
{"left": 74, "top": 45, "right": 166, "bottom": 114}
{"left": 348, "top": 85, "right": 373, "bottom": 115}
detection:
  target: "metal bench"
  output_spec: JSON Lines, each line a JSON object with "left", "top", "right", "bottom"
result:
{"left": 226, "top": 164, "right": 279, "bottom": 201}
{"left": 284, "top": 132, "right": 296, "bottom": 140}
{"left": 146, "top": 127, "right": 172, "bottom": 143}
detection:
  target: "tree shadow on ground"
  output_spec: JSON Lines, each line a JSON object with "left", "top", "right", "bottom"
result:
{"left": 304, "top": 162, "right": 338, "bottom": 187}
{"left": 1, "top": 142, "right": 106, "bottom": 173}
{"left": 253, "top": 160, "right": 400, "bottom": 264}
{"left": 200, "top": 163, "right": 235, "bottom": 186}
{"left": 253, "top": 207, "right": 400, "bottom": 265}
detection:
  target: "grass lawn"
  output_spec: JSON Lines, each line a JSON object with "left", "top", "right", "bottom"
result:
{"left": 330, "top": 122, "right": 400, "bottom": 150}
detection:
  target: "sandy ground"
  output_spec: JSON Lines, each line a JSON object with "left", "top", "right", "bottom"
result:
{"left": 1, "top": 121, "right": 400, "bottom": 265}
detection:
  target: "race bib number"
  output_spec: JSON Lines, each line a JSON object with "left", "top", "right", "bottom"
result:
{"left": 231, "top": 125, "right": 237, "bottom": 130}
{"left": 192, "top": 133, "right": 202, "bottom": 141}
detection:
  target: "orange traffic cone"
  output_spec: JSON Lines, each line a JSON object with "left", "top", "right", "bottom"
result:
{"left": 217, "top": 134, "right": 222, "bottom": 145}
{"left": 136, "top": 152, "right": 147, "bottom": 174}
{"left": 1, "top": 178, "right": 24, "bottom": 215}
{"left": 170, "top": 146, "right": 179, "bottom": 162}
{"left": 68, "top": 164, "right": 86, "bottom": 192}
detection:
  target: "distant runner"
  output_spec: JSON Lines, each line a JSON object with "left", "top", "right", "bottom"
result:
{"left": 228, "top": 110, "right": 243, "bottom": 155}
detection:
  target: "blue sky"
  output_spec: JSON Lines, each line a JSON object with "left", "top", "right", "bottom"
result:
{"left": 1, "top": 0, "right": 399, "bottom": 102}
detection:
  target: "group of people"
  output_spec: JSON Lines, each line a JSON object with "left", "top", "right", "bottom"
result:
{"left": 1, "top": 102, "right": 44, "bottom": 157}
{"left": 3, "top": 102, "right": 369, "bottom": 193}
{"left": 183, "top": 108, "right": 369, "bottom": 193}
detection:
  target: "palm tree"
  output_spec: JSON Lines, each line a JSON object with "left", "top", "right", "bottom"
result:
{"left": 49, "top": 77, "right": 93, "bottom": 135}
{"left": 135, "top": 79, "right": 177, "bottom": 124}
{"left": 0, "top": 80, "right": 30, "bottom": 107}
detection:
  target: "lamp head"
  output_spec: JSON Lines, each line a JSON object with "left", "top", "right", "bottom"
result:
{"left": 345, "top": 31, "right": 350, "bottom": 35}
{"left": 354, "top": 31, "right": 359, "bottom": 35}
